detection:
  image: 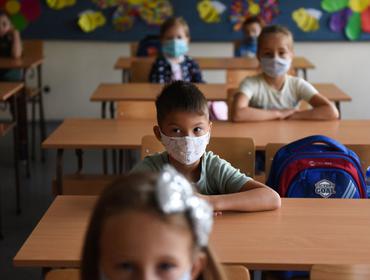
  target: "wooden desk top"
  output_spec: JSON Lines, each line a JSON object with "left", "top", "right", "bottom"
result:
{"left": 0, "top": 82, "right": 24, "bottom": 101}
{"left": 42, "top": 119, "right": 370, "bottom": 150}
{"left": 114, "top": 56, "right": 315, "bottom": 71}
{"left": 90, "top": 83, "right": 228, "bottom": 102}
{"left": 0, "top": 52, "right": 44, "bottom": 69}
{"left": 90, "top": 83, "right": 351, "bottom": 103}
{"left": 13, "top": 196, "right": 370, "bottom": 269}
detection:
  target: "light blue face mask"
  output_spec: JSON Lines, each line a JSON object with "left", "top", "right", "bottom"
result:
{"left": 260, "top": 56, "right": 292, "bottom": 78}
{"left": 162, "top": 39, "right": 189, "bottom": 58}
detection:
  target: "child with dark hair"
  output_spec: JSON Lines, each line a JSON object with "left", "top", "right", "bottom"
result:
{"left": 149, "top": 17, "right": 203, "bottom": 83}
{"left": 234, "top": 16, "right": 263, "bottom": 58}
{"left": 132, "top": 81, "right": 281, "bottom": 213}
{"left": 0, "top": 12, "right": 22, "bottom": 80}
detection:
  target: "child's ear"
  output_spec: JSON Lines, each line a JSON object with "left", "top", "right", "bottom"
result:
{"left": 191, "top": 251, "right": 207, "bottom": 280}
{"left": 209, "top": 121, "right": 213, "bottom": 131}
{"left": 153, "top": 125, "right": 161, "bottom": 141}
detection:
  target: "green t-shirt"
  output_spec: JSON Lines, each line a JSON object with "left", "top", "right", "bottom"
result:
{"left": 131, "top": 151, "right": 251, "bottom": 195}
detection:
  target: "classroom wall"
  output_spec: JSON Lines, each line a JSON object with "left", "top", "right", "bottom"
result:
{"left": 3, "top": 41, "right": 370, "bottom": 120}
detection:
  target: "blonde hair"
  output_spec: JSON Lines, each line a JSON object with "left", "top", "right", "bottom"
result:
{"left": 257, "top": 25, "right": 294, "bottom": 54}
{"left": 80, "top": 173, "right": 226, "bottom": 280}
{"left": 160, "top": 16, "right": 190, "bottom": 39}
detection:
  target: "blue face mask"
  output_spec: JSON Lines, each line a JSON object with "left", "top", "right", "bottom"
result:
{"left": 162, "top": 39, "right": 189, "bottom": 58}
{"left": 260, "top": 57, "right": 292, "bottom": 78}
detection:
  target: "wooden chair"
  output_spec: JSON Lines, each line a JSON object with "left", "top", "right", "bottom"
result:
{"left": 311, "top": 265, "right": 370, "bottom": 280}
{"left": 23, "top": 40, "right": 46, "bottom": 161}
{"left": 129, "top": 42, "right": 139, "bottom": 57}
{"left": 224, "top": 265, "right": 250, "bottom": 280}
{"left": 116, "top": 60, "right": 156, "bottom": 120}
{"left": 141, "top": 135, "right": 255, "bottom": 177}
{"left": 46, "top": 269, "right": 79, "bottom": 280}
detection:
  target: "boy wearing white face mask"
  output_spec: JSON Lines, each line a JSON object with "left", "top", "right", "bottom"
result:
{"left": 131, "top": 81, "right": 281, "bottom": 213}
{"left": 149, "top": 17, "right": 203, "bottom": 83}
{"left": 231, "top": 25, "right": 339, "bottom": 122}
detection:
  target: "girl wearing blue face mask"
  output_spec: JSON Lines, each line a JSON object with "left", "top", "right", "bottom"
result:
{"left": 81, "top": 167, "right": 227, "bottom": 280}
{"left": 234, "top": 16, "right": 263, "bottom": 58}
{"left": 230, "top": 25, "right": 339, "bottom": 122}
{"left": 149, "top": 17, "right": 203, "bottom": 83}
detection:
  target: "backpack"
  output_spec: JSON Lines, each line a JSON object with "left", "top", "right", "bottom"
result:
{"left": 266, "top": 135, "right": 367, "bottom": 279}
{"left": 136, "top": 35, "right": 161, "bottom": 57}
{"left": 267, "top": 135, "right": 367, "bottom": 199}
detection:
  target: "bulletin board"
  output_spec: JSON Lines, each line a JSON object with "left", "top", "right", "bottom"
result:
{"left": 5, "top": 0, "right": 370, "bottom": 42}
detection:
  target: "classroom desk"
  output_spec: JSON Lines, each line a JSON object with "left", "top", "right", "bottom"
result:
{"left": 43, "top": 118, "right": 370, "bottom": 194}
{"left": 13, "top": 196, "right": 370, "bottom": 270}
{"left": 0, "top": 82, "right": 24, "bottom": 214}
{"left": 0, "top": 46, "right": 45, "bottom": 166}
{"left": 114, "top": 56, "right": 315, "bottom": 81}
{"left": 90, "top": 83, "right": 228, "bottom": 118}
{"left": 90, "top": 83, "right": 350, "bottom": 118}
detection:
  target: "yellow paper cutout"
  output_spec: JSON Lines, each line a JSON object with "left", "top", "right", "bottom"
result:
{"left": 127, "top": 0, "right": 144, "bottom": 4}
{"left": 47, "top": 0, "right": 76, "bottom": 10}
{"left": 248, "top": 1, "right": 260, "bottom": 15}
{"left": 5, "top": 0, "right": 21, "bottom": 15}
{"left": 349, "top": 0, "right": 370, "bottom": 12}
{"left": 78, "top": 11, "right": 106, "bottom": 33}
{"left": 292, "top": 8, "right": 321, "bottom": 32}
{"left": 197, "top": 0, "right": 226, "bottom": 23}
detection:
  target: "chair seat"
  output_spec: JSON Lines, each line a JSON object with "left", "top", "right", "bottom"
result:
{"left": 0, "top": 122, "right": 15, "bottom": 137}
{"left": 26, "top": 87, "right": 41, "bottom": 98}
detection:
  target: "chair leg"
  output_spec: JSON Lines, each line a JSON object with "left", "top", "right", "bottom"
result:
{"left": 31, "top": 96, "right": 36, "bottom": 161}
{"left": 38, "top": 93, "right": 46, "bottom": 162}
{"left": 0, "top": 182, "right": 3, "bottom": 239}
{"left": 14, "top": 125, "right": 21, "bottom": 214}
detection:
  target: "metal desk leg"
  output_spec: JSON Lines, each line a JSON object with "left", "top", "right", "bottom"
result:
{"left": 12, "top": 95, "right": 21, "bottom": 214}
{"left": 303, "top": 69, "right": 307, "bottom": 80}
{"left": 336, "top": 101, "right": 341, "bottom": 119}
{"left": 56, "top": 149, "right": 64, "bottom": 195}
{"left": 37, "top": 64, "right": 46, "bottom": 162}
{"left": 75, "top": 149, "right": 83, "bottom": 174}
{"left": 109, "top": 101, "right": 117, "bottom": 174}
{"left": 101, "top": 101, "right": 108, "bottom": 174}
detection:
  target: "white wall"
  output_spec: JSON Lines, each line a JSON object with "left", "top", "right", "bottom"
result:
{"left": 37, "top": 41, "right": 370, "bottom": 120}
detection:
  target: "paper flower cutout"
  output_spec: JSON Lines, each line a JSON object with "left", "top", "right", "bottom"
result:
{"left": 78, "top": 10, "right": 106, "bottom": 33}
{"left": 92, "top": 0, "right": 173, "bottom": 32}
{"left": 230, "top": 0, "right": 279, "bottom": 31}
{"left": 0, "top": 0, "right": 41, "bottom": 30}
{"left": 321, "top": 0, "right": 370, "bottom": 40}
{"left": 46, "top": 0, "right": 76, "bottom": 10}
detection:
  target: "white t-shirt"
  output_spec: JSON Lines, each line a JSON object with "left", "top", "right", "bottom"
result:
{"left": 238, "top": 74, "right": 318, "bottom": 110}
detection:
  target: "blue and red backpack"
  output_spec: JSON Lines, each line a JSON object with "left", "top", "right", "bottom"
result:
{"left": 267, "top": 135, "right": 367, "bottom": 199}
{"left": 266, "top": 135, "right": 367, "bottom": 279}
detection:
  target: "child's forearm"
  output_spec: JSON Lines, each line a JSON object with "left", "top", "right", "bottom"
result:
{"left": 12, "top": 30, "right": 22, "bottom": 59}
{"left": 289, "top": 104, "right": 339, "bottom": 120}
{"left": 203, "top": 186, "right": 281, "bottom": 212}
{"left": 231, "top": 106, "right": 282, "bottom": 122}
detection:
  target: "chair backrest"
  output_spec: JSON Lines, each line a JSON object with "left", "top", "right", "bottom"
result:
{"left": 226, "top": 67, "right": 297, "bottom": 89}
{"left": 45, "top": 269, "right": 79, "bottom": 280}
{"left": 311, "top": 265, "right": 370, "bottom": 280}
{"left": 141, "top": 135, "right": 255, "bottom": 177}
{"left": 117, "top": 60, "right": 156, "bottom": 120}
{"left": 227, "top": 88, "right": 238, "bottom": 121}
{"left": 223, "top": 265, "right": 250, "bottom": 280}
{"left": 23, "top": 40, "right": 43, "bottom": 57}
{"left": 130, "top": 42, "right": 139, "bottom": 57}
{"left": 45, "top": 266, "right": 250, "bottom": 280}
{"left": 265, "top": 143, "right": 370, "bottom": 179}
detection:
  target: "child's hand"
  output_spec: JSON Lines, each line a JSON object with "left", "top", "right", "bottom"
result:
{"left": 214, "top": 211, "right": 223, "bottom": 216}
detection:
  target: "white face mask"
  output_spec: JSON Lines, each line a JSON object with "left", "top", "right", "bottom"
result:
{"left": 260, "top": 56, "right": 292, "bottom": 78}
{"left": 160, "top": 131, "right": 210, "bottom": 166}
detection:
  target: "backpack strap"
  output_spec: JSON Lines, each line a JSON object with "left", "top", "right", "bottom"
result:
{"left": 288, "top": 135, "right": 348, "bottom": 154}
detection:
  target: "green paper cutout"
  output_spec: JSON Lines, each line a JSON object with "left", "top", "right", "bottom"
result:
{"left": 10, "top": 14, "right": 28, "bottom": 31}
{"left": 321, "top": 0, "right": 349, "bottom": 12}
{"left": 345, "top": 12, "right": 361, "bottom": 40}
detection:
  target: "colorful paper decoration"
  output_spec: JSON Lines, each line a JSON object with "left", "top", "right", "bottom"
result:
{"left": 78, "top": 10, "right": 106, "bottom": 33}
{"left": 322, "top": 0, "right": 370, "bottom": 40}
{"left": 46, "top": 0, "right": 76, "bottom": 10}
{"left": 230, "top": 0, "right": 280, "bottom": 31}
{"left": 92, "top": 0, "right": 173, "bottom": 31}
{"left": 292, "top": 8, "right": 322, "bottom": 32}
{"left": 197, "top": 0, "right": 226, "bottom": 24}
{"left": 0, "top": 0, "right": 41, "bottom": 31}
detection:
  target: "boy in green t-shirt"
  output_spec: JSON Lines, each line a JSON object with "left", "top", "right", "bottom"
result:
{"left": 132, "top": 81, "right": 280, "bottom": 212}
